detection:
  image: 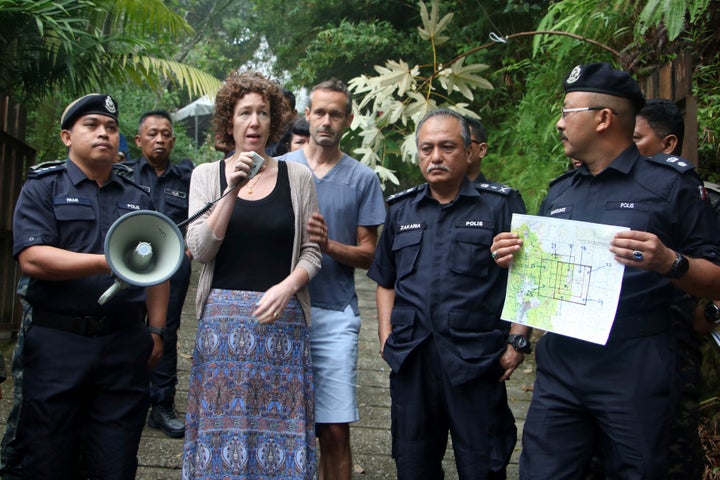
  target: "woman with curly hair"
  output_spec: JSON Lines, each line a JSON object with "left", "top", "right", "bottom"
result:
{"left": 182, "top": 70, "right": 321, "bottom": 480}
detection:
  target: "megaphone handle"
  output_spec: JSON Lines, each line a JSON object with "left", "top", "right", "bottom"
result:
{"left": 98, "top": 278, "right": 127, "bottom": 305}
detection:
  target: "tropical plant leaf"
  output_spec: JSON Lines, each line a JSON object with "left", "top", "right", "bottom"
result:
{"left": 417, "top": 0, "right": 452, "bottom": 45}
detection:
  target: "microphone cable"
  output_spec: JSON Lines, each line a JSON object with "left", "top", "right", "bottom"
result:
{"left": 176, "top": 181, "right": 242, "bottom": 230}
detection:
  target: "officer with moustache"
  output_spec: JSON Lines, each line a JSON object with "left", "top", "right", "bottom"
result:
{"left": 369, "top": 109, "right": 529, "bottom": 479}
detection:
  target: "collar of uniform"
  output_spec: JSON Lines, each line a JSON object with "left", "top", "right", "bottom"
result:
{"left": 459, "top": 177, "right": 482, "bottom": 197}
{"left": 65, "top": 158, "right": 124, "bottom": 187}
{"left": 572, "top": 143, "right": 639, "bottom": 185}
{"left": 139, "top": 155, "right": 175, "bottom": 177}
{"left": 418, "top": 177, "right": 480, "bottom": 204}
{"left": 601, "top": 144, "right": 640, "bottom": 176}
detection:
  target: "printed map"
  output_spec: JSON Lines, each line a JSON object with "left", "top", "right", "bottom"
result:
{"left": 500, "top": 214, "right": 628, "bottom": 345}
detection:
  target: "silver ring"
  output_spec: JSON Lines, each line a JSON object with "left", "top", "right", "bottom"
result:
{"left": 632, "top": 250, "right": 643, "bottom": 261}
{"left": 491, "top": 251, "right": 498, "bottom": 260}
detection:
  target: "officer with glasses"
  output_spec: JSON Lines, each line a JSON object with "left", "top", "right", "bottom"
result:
{"left": 491, "top": 62, "right": 720, "bottom": 479}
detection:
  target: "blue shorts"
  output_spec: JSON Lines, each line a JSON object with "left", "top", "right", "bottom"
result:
{"left": 309, "top": 305, "right": 361, "bottom": 424}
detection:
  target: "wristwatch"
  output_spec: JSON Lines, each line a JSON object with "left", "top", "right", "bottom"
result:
{"left": 663, "top": 251, "right": 689, "bottom": 279}
{"left": 705, "top": 302, "right": 720, "bottom": 325}
{"left": 507, "top": 334, "right": 532, "bottom": 354}
{"left": 148, "top": 326, "right": 166, "bottom": 339}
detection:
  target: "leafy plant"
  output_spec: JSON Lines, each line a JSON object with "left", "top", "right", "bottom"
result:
{"left": 0, "top": 0, "right": 221, "bottom": 104}
{"left": 346, "top": 0, "right": 494, "bottom": 187}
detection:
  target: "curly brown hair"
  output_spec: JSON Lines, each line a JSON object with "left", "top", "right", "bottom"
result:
{"left": 213, "top": 70, "right": 287, "bottom": 149}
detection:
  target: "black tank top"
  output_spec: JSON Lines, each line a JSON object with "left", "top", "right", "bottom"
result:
{"left": 212, "top": 160, "right": 294, "bottom": 292}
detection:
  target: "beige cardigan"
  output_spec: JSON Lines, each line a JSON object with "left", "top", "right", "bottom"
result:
{"left": 186, "top": 159, "right": 321, "bottom": 324}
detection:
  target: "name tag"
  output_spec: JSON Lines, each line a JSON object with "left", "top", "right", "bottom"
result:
{"left": 53, "top": 196, "right": 91, "bottom": 206}
{"left": 549, "top": 206, "right": 570, "bottom": 216}
{"left": 398, "top": 223, "right": 423, "bottom": 232}
{"left": 164, "top": 188, "right": 187, "bottom": 199}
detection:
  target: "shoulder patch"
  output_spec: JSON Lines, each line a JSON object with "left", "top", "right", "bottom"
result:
{"left": 112, "top": 162, "right": 135, "bottom": 179}
{"left": 476, "top": 181, "right": 517, "bottom": 196}
{"left": 549, "top": 169, "right": 576, "bottom": 187}
{"left": 387, "top": 184, "right": 424, "bottom": 204}
{"left": 646, "top": 153, "right": 695, "bottom": 173}
{"left": 27, "top": 160, "right": 66, "bottom": 178}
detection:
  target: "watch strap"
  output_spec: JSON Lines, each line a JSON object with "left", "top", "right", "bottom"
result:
{"left": 148, "top": 326, "right": 165, "bottom": 338}
{"left": 664, "top": 251, "right": 689, "bottom": 279}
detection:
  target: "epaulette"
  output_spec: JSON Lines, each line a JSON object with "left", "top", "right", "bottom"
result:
{"left": 476, "top": 181, "right": 518, "bottom": 197}
{"left": 27, "top": 160, "right": 66, "bottom": 178}
{"left": 386, "top": 184, "right": 424, "bottom": 204}
{"left": 112, "top": 162, "right": 135, "bottom": 179}
{"left": 548, "top": 169, "right": 577, "bottom": 187}
{"left": 646, "top": 153, "right": 695, "bottom": 174}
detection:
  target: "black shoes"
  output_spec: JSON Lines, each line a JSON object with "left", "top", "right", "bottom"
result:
{"left": 147, "top": 403, "right": 185, "bottom": 438}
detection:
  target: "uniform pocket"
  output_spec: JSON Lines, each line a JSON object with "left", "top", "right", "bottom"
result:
{"left": 601, "top": 201, "right": 650, "bottom": 231}
{"left": 450, "top": 227, "right": 493, "bottom": 278}
{"left": 53, "top": 197, "right": 94, "bottom": 221}
{"left": 389, "top": 307, "right": 416, "bottom": 344}
{"left": 391, "top": 229, "right": 423, "bottom": 280}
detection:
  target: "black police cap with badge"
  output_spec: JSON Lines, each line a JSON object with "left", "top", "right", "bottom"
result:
{"left": 60, "top": 93, "right": 119, "bottom": 130}
{"left": 563, "top": 62, "right": 645, "bottom": 112}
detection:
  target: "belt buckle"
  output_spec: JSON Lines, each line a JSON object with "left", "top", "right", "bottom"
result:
{"left": 79, "top": 315, "right": 106, "bottom": 336}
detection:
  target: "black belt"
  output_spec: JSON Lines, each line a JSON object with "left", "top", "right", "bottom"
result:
{"left": 32, "top": 308, "right": 143, "bottom": 337}
{"left": 607, "top": 309, "right": 672, "bottom": 341}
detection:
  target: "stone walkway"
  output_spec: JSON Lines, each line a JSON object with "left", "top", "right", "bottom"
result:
{"left": 0, "top": 269, "right": 536, "bottom": 479}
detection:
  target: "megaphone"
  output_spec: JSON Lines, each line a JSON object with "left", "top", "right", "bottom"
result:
{"left": 98, "top": 210, "right": 185, "bottom": 305}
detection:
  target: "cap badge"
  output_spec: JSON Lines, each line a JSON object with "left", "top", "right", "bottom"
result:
{"left": 104, "top": 96, "right": 117, "bottom": 114}
{"left": 566, "top": 65, "right": 582, "bottom": 84}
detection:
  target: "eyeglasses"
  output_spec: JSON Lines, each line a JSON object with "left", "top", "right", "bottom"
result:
{"left": 560, "top": 106, "right": 619, "bottom": 118}
{"left": 471, "top": 139, "right": 483, "bottom": 145}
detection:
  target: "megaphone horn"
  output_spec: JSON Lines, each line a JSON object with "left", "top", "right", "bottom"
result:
{"left": 98, "top": 210, "right": 185, "bottom": 305}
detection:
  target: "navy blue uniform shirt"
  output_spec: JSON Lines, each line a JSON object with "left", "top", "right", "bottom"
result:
{"left": 541, "top": 145, "right": 720, "bottom": 323}
{"left": 122, "top": 157, "right": 193, "bottom": 229}
{"left": 368, "top": 178, "right": 526, "bottom": 386}
{"left": 12, "top": 159, "right": 154, "bottom": 316}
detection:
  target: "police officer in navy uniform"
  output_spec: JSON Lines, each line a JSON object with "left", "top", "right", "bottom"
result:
{"left": 368, "top": 109, "right": 530, "bottom": 479}
{"left": 124, "top": 109, "right": 193, "bottom": 438}
{"left": 492, "top": 63, "right": 720, "bottom": 479}
{"left": 12, "top": 94, "right": 169, "bottom": 479}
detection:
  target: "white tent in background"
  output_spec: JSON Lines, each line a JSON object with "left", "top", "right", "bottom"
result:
{"left": 172, "top": 95, "right": 215, "bottom": 147}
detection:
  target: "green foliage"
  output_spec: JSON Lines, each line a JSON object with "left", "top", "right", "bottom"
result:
{"left": 0, "top": 0, "right": 221, "bottom": 104}
{"left": 248, "top": 0, "right": 422, "bottom": 87}
{"left": 294, "top": 19, "right": 415, "bottom": 85}
{"left": 694, "top": 62, "right": 720, "bottom": 183}
{"left": 636, "top": 0, "right": 710, "bottom": 41}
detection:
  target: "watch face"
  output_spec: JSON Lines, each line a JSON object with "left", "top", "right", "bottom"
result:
{"left": 706, "top": 302, "right": 720, "bottom": 321}
{"left": 514, "top": 336, "right": 528, "bottom": 348}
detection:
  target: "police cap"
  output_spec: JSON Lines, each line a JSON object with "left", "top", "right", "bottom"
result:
{"left": 60, "top": 94, "right": 119, "bottom": 130}
{"left": 563, "top": 62, "right": 645, "bottom": 112}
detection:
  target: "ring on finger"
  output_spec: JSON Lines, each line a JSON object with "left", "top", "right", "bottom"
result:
{"left": 491, "top": 251, "right": 498, "bottom": 260}
{"left": 632, "top": 250, "right": 643, "bottom": 261}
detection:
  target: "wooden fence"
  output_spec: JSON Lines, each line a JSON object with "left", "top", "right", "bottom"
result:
{"left": 0, "top": 96, "right": 35, "bottom": 334}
